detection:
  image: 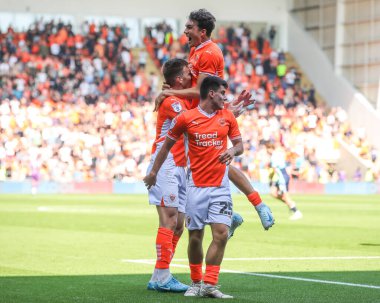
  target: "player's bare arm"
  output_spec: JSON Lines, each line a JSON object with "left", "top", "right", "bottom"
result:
{"left": 143, "top": 137, "right": 176, "bottom": 189}
{"left": 154, "top": 73, "right": 207, "bottom": 111}
{"left": 219, "top": 138, "right": 243, "bottom": 165}
{"left": 154, "top": 87, "right": 200, "bottom": 111}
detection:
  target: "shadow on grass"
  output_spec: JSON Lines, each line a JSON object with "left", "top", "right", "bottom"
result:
{"left": 0, "top": 271, "right": 379, "bottom": 303}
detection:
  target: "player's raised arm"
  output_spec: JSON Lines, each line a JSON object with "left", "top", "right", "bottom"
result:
{"left": 143, "top": 137, "right": 176, "bottom": 189}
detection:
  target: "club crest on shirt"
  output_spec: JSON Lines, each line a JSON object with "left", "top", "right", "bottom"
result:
{"left": 218, "top": 118, "right": 226, "bottom": 126}
{"left": 171, "top": 101, "right": 182, "bottom": 113}
{"left": 169, "top": 194, "right": 176, "bottom": 201}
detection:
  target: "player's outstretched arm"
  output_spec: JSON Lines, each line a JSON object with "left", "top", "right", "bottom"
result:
{"left": 143, "top": 137, "right": 176, "bottom": 189}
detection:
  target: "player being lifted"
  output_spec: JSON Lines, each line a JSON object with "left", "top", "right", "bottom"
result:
{"left": 145, "top": 58, "right": 192, "bottom": 292}
{"left": 145, "top": 76, "right": 243, "bottom": 298}
{"left": 155, "top": 9, "right": 274, "bottom": 234}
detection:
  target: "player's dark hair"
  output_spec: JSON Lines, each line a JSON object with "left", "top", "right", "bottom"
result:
{"left": 200, "top": 76, "right": 228, "bottom": 100}
{"left": 189, "top": 9, "right": 216, "bottom": 37}
{"left": 162, "top": 58, "right": 188, "bottom": 87}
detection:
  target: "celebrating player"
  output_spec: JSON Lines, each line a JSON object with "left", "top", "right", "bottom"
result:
{"left": 155, "top": 9, "right": 274, "bottom": 233}
{"left": 145, "top": 76, "right": 243, "bottom": 298}
{"left": 146, "top": 58, "right": 192, "bottom": 292}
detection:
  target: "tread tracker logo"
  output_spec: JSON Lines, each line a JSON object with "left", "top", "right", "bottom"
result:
{"left": 194, "top": 132, "right": 223, "bottom": 149}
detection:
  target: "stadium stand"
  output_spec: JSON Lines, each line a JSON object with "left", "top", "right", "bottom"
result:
{"left": 0, "top": 20, "right": 379, "bottom": 183}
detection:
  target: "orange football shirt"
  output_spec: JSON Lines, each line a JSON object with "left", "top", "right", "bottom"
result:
{"left": 187, "top": 40, "right": 224, "bottom": 108}
{"left": 168, "top": 106, "right": 241, "bottom": 187}
{"left": 152, "top": 96, "right": 189, "bottom": 167}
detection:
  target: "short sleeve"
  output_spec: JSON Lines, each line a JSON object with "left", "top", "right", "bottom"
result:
{"left": 167, "top": 112, "right": 187, "bottom": 141}
{"left": 162, "top": 97, "right": 185, "bottom": 119}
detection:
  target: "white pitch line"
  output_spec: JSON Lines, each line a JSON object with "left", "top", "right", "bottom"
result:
{"left": 122, "top": 259, "right": 380, "bottom": 290}
{"left": 123, "top": 256, "right": 380, "bottom": 262}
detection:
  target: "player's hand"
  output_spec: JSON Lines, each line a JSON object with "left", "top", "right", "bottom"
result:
{"left": 229, "top": 90, "right": 255, "bottom": 117}
{"left": 235, "top": 89, "right": 252, "bottom": 106}
{"left": 161, "top": 82, "right": 171, "bottom": 91}
{"left": 219, "top": 148, "right": 235, "bottom": 165}
{"left": 143, "top": 172, "right": 157, "bottom": 190}
{"left": 154, "top": 92, "right": 167, "bottom": 112}
{"left": 255, "top": 202, "right": 275, "bottom": 230}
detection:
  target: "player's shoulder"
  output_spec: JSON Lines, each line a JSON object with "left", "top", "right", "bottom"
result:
{"left": 219, "top": 108, "right": 236, "bottom": 119}
{"left": 176, "top": 107, "right": 198, "bottom": 121}
{"left": 162, "top": 96, "right": 186, "bottom": 113}
{"left": 183, "top": 107, "right": 198, "bottom": 117}
{"left": 206, "top": 41, "right": 223, "bottom": 54}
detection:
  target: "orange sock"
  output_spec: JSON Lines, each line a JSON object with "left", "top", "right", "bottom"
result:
{"left": 155, "top": 227, "right": 174, "bottom": 269}
{"left": 171, "top": 235, "right": 180, "bottom": 260}
{"left": 203, "top": 265, "right": 220, "bottom": 285}
{"left": 189, "top": 263, "right": 203, "bottom": 283}
{"left": 248, "top": 191, "right": 262, "bottom": 206}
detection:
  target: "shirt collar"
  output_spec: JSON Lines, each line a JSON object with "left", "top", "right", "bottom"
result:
{"left": 195, "top": 39, "right": 212, "bottom": 51}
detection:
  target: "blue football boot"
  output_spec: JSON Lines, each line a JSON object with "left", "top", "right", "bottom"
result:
{"left": 156, "top": 275, "right": 189, "bottom": 292}
{"left": 146, "top": 281, "right": 158, "bottom": 290}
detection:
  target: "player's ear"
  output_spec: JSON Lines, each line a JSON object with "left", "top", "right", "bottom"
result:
{"left": 201, "top": 28, "right": 207, "bottom": 38}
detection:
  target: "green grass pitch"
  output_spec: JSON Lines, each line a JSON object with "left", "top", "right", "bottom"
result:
{"left": 0, "top": 194, "right": 379, "bottom": 303}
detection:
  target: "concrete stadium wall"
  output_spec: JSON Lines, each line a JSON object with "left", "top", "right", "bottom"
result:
{"left": 0, "top": 0, "right": 287, "bottom": 22}
{"left": 0, "top": 0, "right": 289, "bottom": 50}
{"left": 0, "top": 181, "right": 379, "bottom": 195}
{"left": 288, "top": 14, "right": 380, "bottom": 150}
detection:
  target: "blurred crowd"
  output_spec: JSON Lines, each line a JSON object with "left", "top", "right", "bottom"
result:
{"left": 0, "top": 20, "right": 379, "bottom": 183}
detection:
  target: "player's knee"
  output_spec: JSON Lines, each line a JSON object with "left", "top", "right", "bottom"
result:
{"left": 188, "top": 231, "right": 203, "bottom": 246}
{"left": 212, "top": 228, "right": 228, "bottom": 245}
{"left": 174, "top": 223, "right": 184, "bottom": 236}
{"left": 161, "top": 215, "right": 178, "bottom": 230}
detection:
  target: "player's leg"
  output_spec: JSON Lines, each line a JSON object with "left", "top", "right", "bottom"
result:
{"left": 277, "top": 168, "right": 302, "bottom": 220}
{"left": 226, "top": 166, "right": 247, "bottom": 238}
{"left": 153, "top": 206, "right": 189, "bottom": 292}
{"left": 147, "top": 163, "right": 188, "bottom": 292}
{"left": 172, "top": 211, "right": 185, "bottom": 260}
{"left": 270, "top": 183, "right": 280, "bottom": 199}
{"left": 205, "top": 222, "right": 228, "bottom": 266}
{"left": 147, "top": 206, "right": 177, "bottom": 289}
{"left": 171, "top": 167, "right": 187, "bottom": 260}
{"left": 184, "top": 184, "right": 208, "bottom": 297}
{"left": 184, "top": 229, "right": 204, "bottom": 297}
{"left": 202, "top": 223, "right": 229, "bottom": 298}
{"left": 229, "top": 166, "right": 274, "bottom": 231}
{"left": 282, "top": 192, "right": 302, "bottom": 220}
{"left": 200, "top": 189, "right": 233, "bottom": 299}
{"left": 228, "top": 165, "right": 255, "bottom": 196}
